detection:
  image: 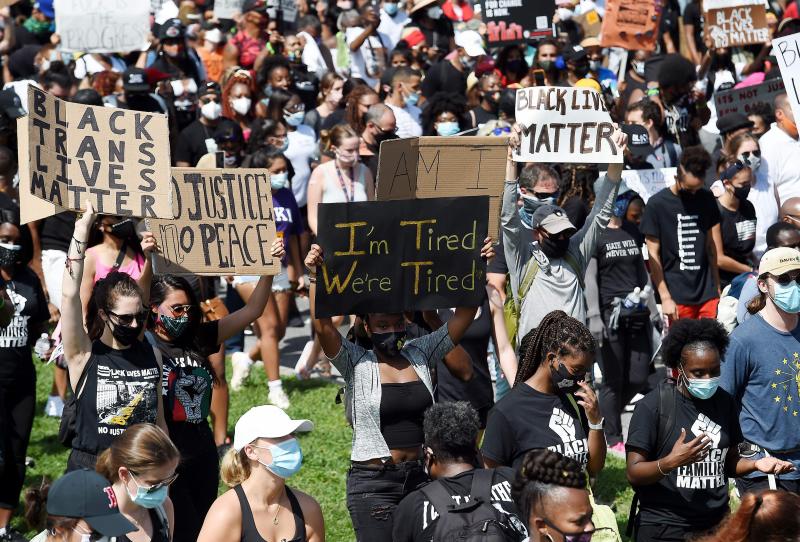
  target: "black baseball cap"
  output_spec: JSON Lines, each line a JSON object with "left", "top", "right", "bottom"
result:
{"left": 621, "top": 123, "right": 653, "bottom": 158}
{"left": 242, "top": 0, "right": 268, "bottom": 14}
{"left": 123, "top": 67, "right": 150, "bottom": 93}
{"left": 716, "top": 112, "right": 754, "bottom": 136}
{"left": 158, "top": 18, "right": 185, "bottom": 41}
{"left": 199, "top": 81, "right": 221, "bottom": 98}
{"left": 0, "top": 89, "right": 25, "bottom": 119}
{"left": 563, "top": 45, "right": 588, "bottom": 63}
{"left": 47, "top": 469, "right": 136, "bottom": 537}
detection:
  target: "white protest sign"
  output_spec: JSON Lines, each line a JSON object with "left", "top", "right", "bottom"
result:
{"left": 55, "top": 0, "right": 150, "bottom": 53}
{"left": 215, "top": 0, "right": 243, "bottom": 19}
{"left": 773, "top": 32, "right": 800, "bottom": 122}
{"left": 514, "top": 86, "right": 622, "bottom": 164}
{"left": 619, "top": 168, "right": 677, "bottom": 202}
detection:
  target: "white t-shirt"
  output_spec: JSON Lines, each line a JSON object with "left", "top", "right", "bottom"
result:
{"left": 747, "top": 166, "right": 778, "bottom": 259}
{"left": 386, "top": 102, "right": 422, "bottom": 138}
{"left": 345, "top": 27, "right": 389, "bottom": 88}
{"left": 299, "top": 31, "right": 329, "bottom": 76}
{"left": 378, "top": 10, "right": 410, "bottom": 50}
{"left": 285, "top": 124, "right": 318, "bottom": 208}
{"left": 761, "top": 123, "right": 800, "bottom": 204}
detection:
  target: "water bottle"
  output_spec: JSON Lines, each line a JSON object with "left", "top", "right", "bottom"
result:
{"left": 34, "top": 333, "right": 50, "bottom": 358}
{"left": 622, "top": 287, "right": 641, "bottom": 309}
{"left": 639, "top": 285, "right": 652, "bottom": 310}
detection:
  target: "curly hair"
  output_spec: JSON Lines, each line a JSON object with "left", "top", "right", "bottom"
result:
{"left": 660, "top": 318, "right": 729, "bottom": 369}
{"left": 512, "top": 449, "right": 587, "bottom": 527}
{"left": 423, "top": 402, "right": 480, "bottom": 463}
{"left": 256, "top": 54, "right": 292, "bottom": 91}
{"left": 749, "top": 101, "right": 775, "bottom": 126}
{"left": 680, "top": 145, "right": 712, "bottom": 179}
{"left": 694, "top": 490, "right": 800, "bottom": 542}
{"left": 515, "top": 310, "right": 596, "bottom": 386}
{"left": 421, "top": 91, "right": 468, "bottom": 136}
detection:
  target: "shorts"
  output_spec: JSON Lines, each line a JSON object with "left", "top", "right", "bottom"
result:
{"left": 272, "top": 267, "right": 291, "bottom": 293}
{"left": 231, "top": 275, "right": 259, "bottom": 286}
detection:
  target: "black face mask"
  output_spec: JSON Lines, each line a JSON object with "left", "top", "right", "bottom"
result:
{"left": 109, "top": 219, "right": 137, "bottom": 240}
{"left": 371, "top": 330, "right": 407, "bottom": 357}
{"left": 733, "top": 185, "right": 751, "bottom": 200}
{"left": 550, "top": 360, "right": 585, "bottom": 394}
{"left": 0, "top": 243, "right": 21, "bottom": 266}
{"left": 540, "top": 236, "right": 570, "bottom": 259}
{"left": 107, "top": 320, "right": 140, "bottom": 346}
{"left": 373, "top": 131, "right": 397, "bottom": 147}
{"left": 482, "top": 92, "right": 500, "bottom": 112}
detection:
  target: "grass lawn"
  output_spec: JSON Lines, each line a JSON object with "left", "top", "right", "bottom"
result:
{"left": 14, "top": 358, "right": 637, "bottom": 541}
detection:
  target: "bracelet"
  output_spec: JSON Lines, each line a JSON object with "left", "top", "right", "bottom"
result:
{"left": 657, "top": 460, "right": 670, "bottom": 476}
{"left": 646, "top": 87, "right": 660, "bottom": 96}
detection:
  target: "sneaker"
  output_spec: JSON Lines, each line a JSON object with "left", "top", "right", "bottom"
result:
{"left": 268, "top": 387, "right": 291, "bottom": 409}
{"left": 44, "top": 395, "right": 64, "bottom": 417}
{"left": 0, "top": 527, "right": 29, "bottom": 542}
{"left": 230, "top": 352, "right": 253, "bottom": 391}
{"left": 608, "top": 441, "right": 626, "bottom": 458}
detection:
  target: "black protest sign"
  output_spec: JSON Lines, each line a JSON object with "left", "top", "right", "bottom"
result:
{"left": 481, "top": 0, "right": 553, "bottom": 46}
{"left": 146, "top": 168, "right": 280, "bottom": 275}
{"left": 315, "top": 197, "right": 489, "bottom": 318}
{"left": 26, "top": 85, "right": 172, "bottom": 218}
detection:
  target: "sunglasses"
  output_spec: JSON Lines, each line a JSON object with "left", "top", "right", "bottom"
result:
{"left": 543, "top": 520, "right": 614, "bottom": 542}
{"left": 740, "top": 150, "right": 761, "bottom": 160}
{"left": 769, "top": 272, "right": 800, "bottom": 285}
{"left": 130, "top": 471, "right": 179, "bottom": 493}
{"left": 168, "top": 304, "right": 195, "bottom": 317}
{"left": 108, "top": 309, "right": 149, "bottom": 326}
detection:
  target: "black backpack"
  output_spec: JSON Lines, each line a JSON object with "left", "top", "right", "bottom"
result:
{"left": 420, "top": 469, "right": 526, "bottom": 542}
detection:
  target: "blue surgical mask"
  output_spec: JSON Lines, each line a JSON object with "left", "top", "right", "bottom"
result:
{"left": 436, "top": 121, "right": 460, "bottom": 136}
{"left": 405, "top": 90, "right": 420, "bottom": 107}
{"left": 271, "top": 172, "right": 289, "bottom": 190}
{"left": 127, "top": 476, "right": 169, "bottom": 509}
{"left": 284, "top": 111, "right": 305, "bottom": 127}
{"left": 681, "top": 369, "right": 720, "bottom": 400}
{"left": 772, "top": 281, "right": 800, "bottom": 314}
{"left": 159, "top": 313, "right": 189, "bottom": 338}
{"left": 519, "top": 206, "right": 534, "bottom": 229}
{"left": 255, "top": 438, "right": 303, "bottom": 479}
{"left": 384, "top": 3, "right": 398, "bottom": 15}
{"left": 427, "top": 5, "right": 443, "bottom": 19}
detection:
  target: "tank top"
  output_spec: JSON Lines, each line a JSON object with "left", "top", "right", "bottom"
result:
{"left": 321, "top": 162, "right": 369, "bottom": 204}
{"left": 379, "top": 380, "right": 432, "bottom": 448}
{"left": 72, "top": 340, "right": 160, "bottom": 454}
{"left": 234, "top": 485, "right": 306, "bottom": 542}
{"left": 118, "top": 507, "right": 170, "bottom": 542}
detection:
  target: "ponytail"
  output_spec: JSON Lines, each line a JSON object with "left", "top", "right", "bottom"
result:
{"left": 747, "top": 291, "right": 767, "bottom": 314}
{"left": 23, "top": 478, "right": 50, "bottom": 530}
{"left": 220, "top": 447, "right": 252, "bottom": 487}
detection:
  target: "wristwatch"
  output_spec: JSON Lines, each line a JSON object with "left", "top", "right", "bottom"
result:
{"left": 588, "top": 418, "right": 605, "bottom": 431}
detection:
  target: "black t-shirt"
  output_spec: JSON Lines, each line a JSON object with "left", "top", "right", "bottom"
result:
{"left": 0, "top": 267, "right": 48, "bottom": 380}
{"left": 392, "top": 467, "right": 528, "bottom": 542}
{"left": 718, "top": 200, "right": 756, "bottom": 287}
{"left": 595, "top": 223, "right": 649, "bottom": 310}
{"left": 487, "top": 240, "right": 508, "bottom": 276}
{"left": 435, "top": 298, "right": 493, "bottom": 414}
{"left": 626, "top": 385, "right": 740, "bottom": 528}
{"left": 321, "top": 108, "right": 346, "bottom": 131}
{"left": 640, "top": 187, "right": 721, "bottom": 305}
{"left": 470, "top": 106, "right": 497, "bottom": 129}
{"left": 39, "top": 213, "right": 76, "bottom": 252}
{"left": 174, "top": 119, "right": 217, "bottom": 166}
{"left": 481, "top": 384, "right": 590, "bottom": 470}
{"left": 683, "top": 2, "right": 706, "bottom": 56}
{"left": 422, "top": 60, "right": 467, "bottom": 98}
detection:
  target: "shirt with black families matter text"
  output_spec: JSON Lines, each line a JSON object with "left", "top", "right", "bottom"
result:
{"left": 640, "top": 187, "right": 720, "bottom": 305}
{"left": 392, "top": 467, "right": 528, "bottom": 542}
{"left": 626, "top": 385, "right": 740, "bottom": 528}
{"left": 718, "top": 200, "right": 756, "bottom": 287}
{"left": 0, "top": 268, "right": 48, "bottom": 380}
{"left": 481, "top": 384, "right": 590, "bottom": 470}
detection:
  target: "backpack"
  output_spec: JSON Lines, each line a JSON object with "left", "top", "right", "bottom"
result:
{"left": 503, "top": 253, "right": 584, "bottom": 345}
{"left": 420, "top": 469, "right": 526, "bottom": 542}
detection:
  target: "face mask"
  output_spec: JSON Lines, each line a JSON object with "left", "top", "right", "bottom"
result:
{"left": 771, "top": 280, "right": 800, "bottom": 313}
{"left": 173, "top": 98, "right": 194, "bottom": 111}
{"left": 538, "top": 60, "right": 554, "bottom": 71}
{"left": 436, "top": 121, "right": 460, "bottom": 136}
{"left": 573, "top": 63, "right": 590, "bottom": 78}
{"left": 223, "top": 152, "right": 239, "bottom": 167}
{"left": 733, "top": 185, "right": 751, "bottom": 200}
{"left": 38, "top": 59, "right": 51, "bottom": 72}
{"left": 287, "top": 51, "right": 299, "bottom": 62}
{"left": 73, "top": 528, "right": 106, "bottom": 542}
{"left": 231, "top": 96, "right": 252, "bottom": 116}
{"left": 405, "top": 90, "right": 420, "bottom": 107}
{"left": 427, "top": 5, "right": 443, "bottom": 19}
{"left": 460, "top": 55, "right": 477, "bottom": 72}
{"left": 681, "top": 368, "right": 720, "bottom": 400}
{"left": 632, "top": 60, "right": 645, "bottom": 76}
{"left": 255, "top": 438, "right": 303, "bottom": 478}
{"left": 284, "top": 111, "right": 305, "bottom": 127}
{"left": 374, "top": 130, "right": 397, "bottom": 146}
{"left": 24, "top": 17, "right": 52, "bottom": 35}
{"left": 336, "top": 150, "right": 359, "bottom": 165}
{"left": 519, "top": 206, "right": 534, "bottom": 229}
{"left": 483, "top": 92, "right": 500, "bottom": 111}
{"left": 384, "top": 3, "right": 399, "bottom": 16}
{"left": 110, "top": 219, "right": 137, "bottom": 240}
{"left": 739, "top": 153, "right": 761, "bottom": 172}
{"left": 126, "top": 477, "right": 169, "bottom": 509}
{"left": 108, "top": 320, "right": 140, "bottom": 346}
{"left": 270, "top": 172, "right": 289, "bottom": 190}
{"left": 522, "top": 191, "right": 559, "bottom": 207}
{"left": 277, "top": 138, "right": 290, "bottom": 152}
{"left": 371, "top": 330, "right": 407, "bottom": 357}
{"left": 200, "top": 100, "right": 222, "bottom": 120}
{"left": 159, "top": 313, "right": 189, "bottom": 338}
{"left": 589, "top": 59, "right": 601, "bottom": 71}
{"left": 0, "top": 242, "right": 21, "bottom": 266}
{"left": 541, "top": 236, "right": 571, "bottom": 259}
{"left": 327, "top": 90, "right": 343, "bottom": 106}
{"left": 550, "top": 360, "right": 585, "bottom": 395}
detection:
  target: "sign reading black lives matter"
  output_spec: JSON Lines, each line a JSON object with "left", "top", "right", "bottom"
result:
{"left": 315, "top": 197, "right": 489, "bottom": 318}
{"left": 146, "top": 168, "right": 280, "bottom": 276}
{"left": 26, "top": 85, "right": 173, "bottom": 217}
{"left": 514, "top": 86, "right": 622, "bottom": 164}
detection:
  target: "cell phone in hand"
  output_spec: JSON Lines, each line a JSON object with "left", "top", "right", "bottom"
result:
{"left": 533, "top": 69, "right": 545, "bottom": 86}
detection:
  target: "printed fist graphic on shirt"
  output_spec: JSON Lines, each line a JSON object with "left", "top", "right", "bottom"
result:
{"left": 691, "top": 414, "right": 721, "bottom": 448}
{"left": 549, "top": 408, "right": 577, "bottom": 443}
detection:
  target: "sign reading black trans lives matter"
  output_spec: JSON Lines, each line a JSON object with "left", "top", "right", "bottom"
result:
{"left": 26, "top": 85, "right": 173, "bottom": 217}
{"left": 315, "top": 197, "right": 489, "bottom": 318}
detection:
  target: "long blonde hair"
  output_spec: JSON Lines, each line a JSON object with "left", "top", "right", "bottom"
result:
{"left": 220, "top": 447, "right": 253, "bottom": 487}
{"left": 96, "top": 424, "right": 179, "bottom": 483}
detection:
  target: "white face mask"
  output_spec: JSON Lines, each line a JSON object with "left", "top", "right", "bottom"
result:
{"left": 201, "top": 100, "right": 222, "bottom": 120}
{"left": 270, "top": 172, "right": 289, "bottom": 190}
{"left": 223, "top": 152, "right": 239, "bottom": 167}
{"left": 231, "top": 96, "right": 252, "bottom": 116}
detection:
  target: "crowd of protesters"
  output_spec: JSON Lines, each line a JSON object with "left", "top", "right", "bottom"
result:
{"left": 1, "top": 0, "right": 800, "bottom": 541}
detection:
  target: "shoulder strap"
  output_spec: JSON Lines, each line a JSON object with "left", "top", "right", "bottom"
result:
{"left": 468, "top": 469, "right": 495, "bottom": 504}
{"left": 154, "top": 504, "right": 170, "bottom": 541}
{"left": 285, "top": 487, "right": 307, "bottom": 541}
{"left": 517, "top": 259, "right": 540, "bottom": 299}
{"left": 420, "top": 480, "right": 457, "bottom": 517}
{"left": 113, "top": 241, "right": 127, "bottom": 269}
{"left": 73, "top": 356, "right": 96, "bottom": 399}
{"left": 233, "top": 485, "right": 260, "bottom": 537}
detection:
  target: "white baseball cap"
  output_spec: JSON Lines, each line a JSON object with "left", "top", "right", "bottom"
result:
{"left": 455, "top": 30, "right": 486, "bottom": 58}
{"left": 233, "top": 405, "right": 314, "bottom": 451}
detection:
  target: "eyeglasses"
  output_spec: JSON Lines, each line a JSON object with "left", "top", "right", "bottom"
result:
{"left": 769, "top": 272, "right": 800, "bottom": 285}
{"left": 108, "top": 309, "right": 149, "bottom": 327}
{"left": 130, "top": 471, "right": 179, "bottom": 493}
{"left": 543, "top": 520, "right": 614, "bottom": 542}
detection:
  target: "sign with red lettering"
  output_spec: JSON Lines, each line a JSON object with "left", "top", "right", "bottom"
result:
{"left": 513, "top": 86, "right": 622, "bottom": 164}
{"left": 713, "top": 78, "right": 785, "bottom": 117}
{"left": 480, "top": 0, "right": 553, "bottom": 45}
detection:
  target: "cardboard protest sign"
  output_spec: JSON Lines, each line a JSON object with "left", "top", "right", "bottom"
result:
{"left": 600, "top": 0, "right": 662, "bottom": 51}
{"left": 214, "top": 0, "right": 243, "bottom": 19}
{"left": 773, "top": 32, "right": 800, "bottom": 121}
{"left": 480, "top": 0, "right": 553, "bottom": 46}
{"left": 17, "top": 117, "right": 64, "bottom": 224}
{"left": 55, "top": 0, "right": 150, "bottom": 53}
{"left": 146, "top": 168, "right": 280, "bottom": 275}
{"left": 617, "top": 168, "right": 677, "bottom": 202}
{"left": 376, "top": 136, "right": 506, "bottom": 239}
{"left": 714, "top": 78, "right": 785, "bottom": 117}
{"left": 703, "top": 0, "right": 769, "bottom": 49}
{"left": 514, "top": 86, "right": 622, "bottom": 164}
{"left": 315, "top": 197, "right": 489, "bottom": 318}
{"left": 26, "top": 85, "right": 172, "bottom": 218}
{"left": 574, "top": 10, "right": 602, "bottom": 39}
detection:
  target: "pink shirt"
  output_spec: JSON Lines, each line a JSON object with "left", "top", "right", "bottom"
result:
{"left": 88, "top": 245, "right": 145, "bottom": 283}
